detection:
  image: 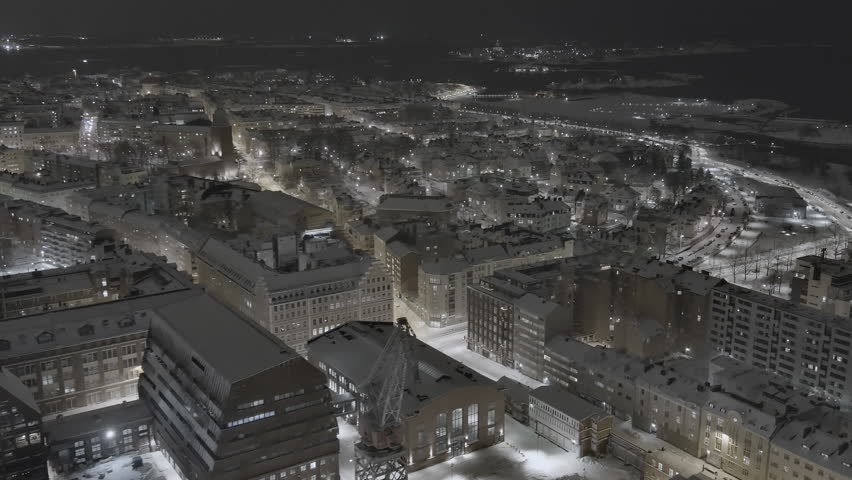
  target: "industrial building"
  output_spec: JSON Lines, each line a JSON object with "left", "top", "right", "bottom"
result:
{"left": 307, "top": 321, "right": 505, "bottom": 472}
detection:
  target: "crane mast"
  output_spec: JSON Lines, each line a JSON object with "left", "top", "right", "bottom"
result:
{"left": 355, "top": 318, "right": 415, "bottom": 480}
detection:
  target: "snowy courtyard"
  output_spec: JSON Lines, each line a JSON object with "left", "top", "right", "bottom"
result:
{"left": 51, "top": 451, "right": 180, "bottom": 480}
{"left": 338, "top": 416, "right": 639, "bottom": 480}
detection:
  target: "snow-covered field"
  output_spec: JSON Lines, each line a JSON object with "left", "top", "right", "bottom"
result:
{"left": 52, "top": 451, "right": 180, "bottom": 480}
{"left": 338, "top": 417, "right": 639, "bottom": 480}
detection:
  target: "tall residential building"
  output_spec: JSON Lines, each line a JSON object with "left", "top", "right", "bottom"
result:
{"left": 417, "top": 258, "right": 470, "bottom": 328}
{"left": 0, "top": 122, "right": 25, "bottom": 149}
{"left": 513, "top": 293, "right": 572, "bottom": 382}
{"left": 791, "top": 254, "right": 852, "bottom": 318}
{"left": 708, "top": 283, "right": 852, "bottom": 406}
{"left": 467, "top": 276, "right": 527, "bottom": 367}
{"left": 574, "top": 258, "right": 722, "bottom": 359}
{"left": 139, "top": 294, "right": 340, "bottom": 480}
{"left": 0, "top": 367, "right": 48, "bottom": 479}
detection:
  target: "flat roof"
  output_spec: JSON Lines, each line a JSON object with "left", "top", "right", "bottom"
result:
{"left": 378, "top": 195, "right": 453, "bottom": 213}
{"left": 531, "top": 385, "right": 606, "bottom": 421}
{"left": 714, "top": 283, "right": 852, "bottom": 330}
{"left": 44, "top": 400, "right": 150, "bottom": 444}
{"left": 307, "top": 321, "right": 496, "bottom": 417}
{"left": 0, "top": 289, "right": 199, "bottom": 362}
{"left": 152, "top": 294, "right": 297, "bottom": 383}
{"left": 545, "top": 335, "right": 645, "bottom": 381}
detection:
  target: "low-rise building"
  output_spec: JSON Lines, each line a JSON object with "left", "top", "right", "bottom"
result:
{"left": 376, "top": 194, "right": 455, "bottom": 225}
{"left": 307, "top": 321, "right": 505, "bottom": 472}
{"left": 44, "top": 400, "right": 153, "bottom": 473}
{"left": 737, "top": 178, "right": 807, "bottom": 219}
{"left": 467, "top": 276, "right": 527, "bottom": 367}
{"left": 768, "top": 412, "right": 852, "bottom": 480}
{"left": 500, "top": 198, "right": 571, "bottom": 233}
{"left": 529, "top": 385, "right": 613, "bottom": 457}
{"left": 579, "top": 193, "right": 609, "bottom": 226}
{"left": 0, "top": 122, "right": 25, "bottom": 149}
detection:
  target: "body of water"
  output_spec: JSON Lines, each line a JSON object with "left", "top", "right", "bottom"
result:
{"left": 1, "top": 43, "right": 850, "bottom": 122}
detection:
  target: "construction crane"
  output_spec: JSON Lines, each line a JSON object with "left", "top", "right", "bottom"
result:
{"left": 355, "top": 318, "right": 416, "bottom": 480}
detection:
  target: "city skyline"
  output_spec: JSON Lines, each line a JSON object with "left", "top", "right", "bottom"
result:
{"left": 2, "top": 5, "right": 852, "bottom": 480}
{"left": 0, "top": 0, "right": 848, "bottom": 43}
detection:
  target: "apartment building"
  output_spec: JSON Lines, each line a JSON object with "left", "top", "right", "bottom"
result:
{"left": 708, "top": 283, "right": 852, "bottom": 405}
{"left": 0, "top": 172, "right": 94, "bottom": 209}
{"left": 791, "top": 255, "right": 852, "bottom": 318}
{"left": 633, "top": 360, "right": 710, "bottom": 457}
{"left": 39, "top": 214, "right": 114, "bottom": 266}
{"left": 419, "top": 236, "right": 573, "bottom": 328}
{"left": 0, "top": 251, "right": 191, "bottom": 319}
{"left": 544, "top": 335, "right": 644, "bottom": 420}
{"left": 0, "top": 290, "right": 199, "bottom": 417}
{"left": 513, "top": 293, "right": 572, "bottom": 382}
{"left": 574, "top": 258, "right": 723, "bottom": 359}
{"left": 768, "top": 413, "right": 852, "bottom": 480}
{"left": 195, "top": 238, "right": 393, "bottom": 356}
{"left": 699, "top": 391, "right": 777, "bottom": 480}
{"left": 0, "top": 122, "right": 25, "bottom": 149}
{"left": 467, "top": 276, "right": 527, "bottom": 367}
{"left": 0, "top": 367, "right": 48, "bottom": 479}
{"left": 418, "top": 258, "right": 470, "bottom": 328}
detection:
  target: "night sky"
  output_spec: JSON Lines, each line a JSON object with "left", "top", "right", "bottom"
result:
{"left": 1, "top": 0, "right": 848, "bottom": 44}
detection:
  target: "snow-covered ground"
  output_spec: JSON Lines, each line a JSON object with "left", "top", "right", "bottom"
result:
{"left": 51, "top": 451, "right": 180, "bottom": 480}
{"left": 394, "top": 300, "right": 543, "bottom": 389}
{"left": 337, "top": 417, "right": 639, "bottom": 480}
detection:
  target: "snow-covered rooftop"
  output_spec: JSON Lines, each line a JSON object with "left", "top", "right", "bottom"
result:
{"left": 308, "top": 321, "right": 496, "bottom": 418}
{"left": 151, "top": 294, "right": 298, "bottom": 383}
